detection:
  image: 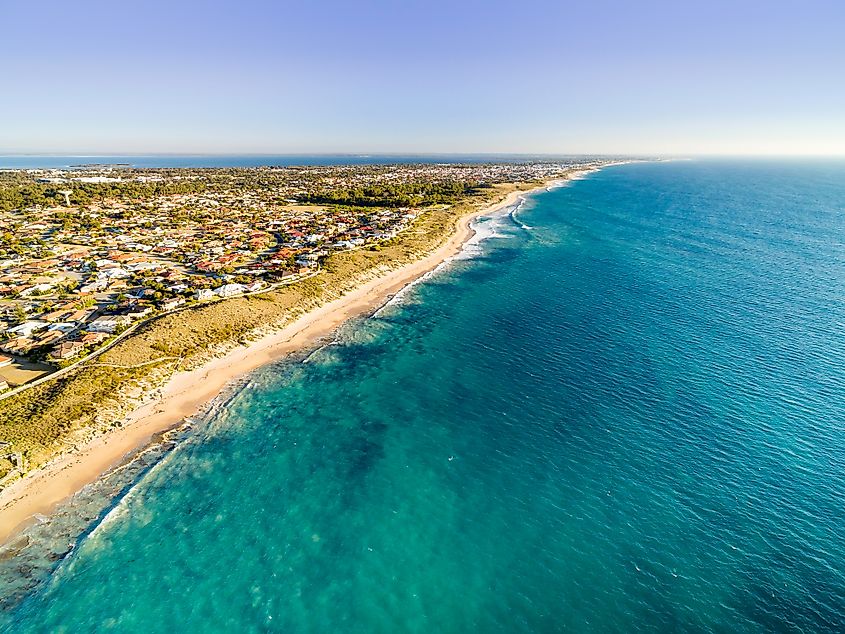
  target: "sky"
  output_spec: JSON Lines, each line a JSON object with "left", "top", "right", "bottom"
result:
{"left": 2, "top": 0, "right": 844, "bottom": 156}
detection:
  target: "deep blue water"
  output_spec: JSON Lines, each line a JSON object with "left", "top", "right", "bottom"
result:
{"left": 0, "top": 154, "right": 600, "bottom": 169}
{"left": 3, "top": 160, "right": 845, "bottom": 631}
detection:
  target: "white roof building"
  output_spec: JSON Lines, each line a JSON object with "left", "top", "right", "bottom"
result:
{"left": 6, "top": 321, "right": 48, "bottom": 337}
{"left": 214, "top": 283, "right": 247, "bottom": 298}
{"left": 87, "top": 315, "right": 132, "bottom": 333}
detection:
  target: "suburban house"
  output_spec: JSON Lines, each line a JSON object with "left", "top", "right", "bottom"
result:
{"left": 80, "top": 332, "right": 109, "bottom": 345}
{"left": 52, "top": 340, "right": 86, "bottom": 360}
{"left": 160, "top": 297, "right": 186, "bottom": 311}
{"left": 214, "top": 283, "right": 246, "bottom": 298}
{"left": 87, "top": 315, "right": 132, "bottom": 333}
{"left": 6, "top": 321, "right": 48, "bottom": 338}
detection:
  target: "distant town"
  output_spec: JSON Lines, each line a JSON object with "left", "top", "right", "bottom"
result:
{"left": 0, "top": 160, "right": 597, "bottom": 393}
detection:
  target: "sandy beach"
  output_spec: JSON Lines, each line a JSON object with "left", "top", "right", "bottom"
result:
{"left": 0, "top": 184, "right": 545, "bottom": 546}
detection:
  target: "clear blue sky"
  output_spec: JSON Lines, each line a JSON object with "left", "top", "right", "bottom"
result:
{"left": 3, "top": 0, "right": 843, "bottom": 155}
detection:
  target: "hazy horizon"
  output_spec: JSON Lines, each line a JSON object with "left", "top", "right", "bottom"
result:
{"left": 1, "top": 152, "right": 844, "bottom": 159}
{"left": 3, "top": 0, "right": 844, "bottom": 156}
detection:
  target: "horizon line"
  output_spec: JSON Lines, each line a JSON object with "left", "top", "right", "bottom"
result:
{"left": 1, "top": 151, "right": 844, "bottom": 159}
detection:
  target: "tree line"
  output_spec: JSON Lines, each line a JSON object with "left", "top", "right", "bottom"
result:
{"left": 297, "top": 180, "right": 488, "bottom": 208}
{"left": 0, "top": 179, "right": 208, "bottom": 212}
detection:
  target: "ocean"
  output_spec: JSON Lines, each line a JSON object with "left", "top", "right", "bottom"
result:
{"left": 2, "top": 160, "right": 845, "bottom": 631}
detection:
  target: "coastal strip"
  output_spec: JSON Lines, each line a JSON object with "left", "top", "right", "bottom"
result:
{"left": 0, "top": 182, "right": 548, "bottom": 545}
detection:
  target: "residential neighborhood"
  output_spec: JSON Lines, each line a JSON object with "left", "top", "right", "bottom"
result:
{"left": 0, "top": 160, "right": 594, "bottom": 390}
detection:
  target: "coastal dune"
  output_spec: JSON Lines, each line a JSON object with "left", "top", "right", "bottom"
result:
{"left": 0, "top": 185, "right": 538, "bottom": 545}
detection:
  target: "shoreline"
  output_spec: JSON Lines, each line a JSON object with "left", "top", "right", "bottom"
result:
{"left": 0, "top": 181, "right": 551, "bottom": 546}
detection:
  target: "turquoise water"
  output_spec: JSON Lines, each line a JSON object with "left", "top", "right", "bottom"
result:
{"left": 3, "top": 161, "right": 845, "bottom": 631}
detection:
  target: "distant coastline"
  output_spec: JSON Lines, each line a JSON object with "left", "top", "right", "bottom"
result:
{"left": 0, "top": 154, "right": 639, "bottom": 170}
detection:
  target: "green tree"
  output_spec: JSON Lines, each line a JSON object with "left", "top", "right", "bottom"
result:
{"left": 12, "top": 305, "right": 27, "bottom": 324}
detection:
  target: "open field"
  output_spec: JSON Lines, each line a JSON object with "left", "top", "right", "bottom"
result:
{"left": 0, "top": 358, "right": 52, "bottom": 388}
